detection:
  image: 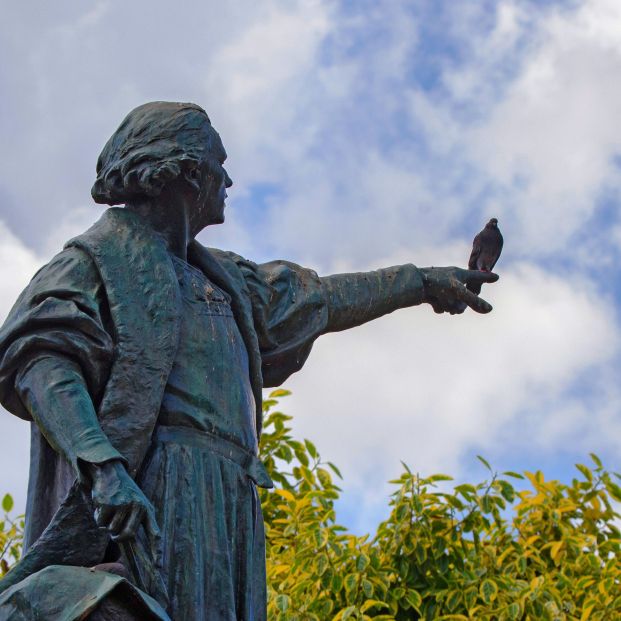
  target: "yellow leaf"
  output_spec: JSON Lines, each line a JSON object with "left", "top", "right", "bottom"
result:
{"left": 550, "top": 541, "right": 563, "bottom": 562}
{"left": 269, "top": 388, "right": 291, "bottom": 398}
{"left": 530, "top": 576, "right": 544, "bottom": 591}
{"left": 295, "top": 497, "right": 311, "bottom": 510}
{"left": 275, "top": 489, "right": 295, "bottom": 502}
{"left": 581, "top": 604, "right": 594, "bottom": 621}
{"left": 360, "top": 600, "right": 389, "bottom": 613}
{"left": 269, "top": 564, "right": 290, "bottom": 576}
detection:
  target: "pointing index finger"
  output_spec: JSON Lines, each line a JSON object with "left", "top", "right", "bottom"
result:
{"left": 465, "top": 270, "right": 499, "bottom": 285}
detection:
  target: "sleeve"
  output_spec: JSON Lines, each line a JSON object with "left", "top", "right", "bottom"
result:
{"left": 319, "top": 264, "right": 426, "bottom": 332}
{"left": 233, "top": 255, "right": 426, "bottom": 387}
{"left": 0, "top": 247, "right": 125, "bottom": 474}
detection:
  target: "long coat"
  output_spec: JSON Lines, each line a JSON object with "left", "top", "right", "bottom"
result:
{"left": 0, "top": 207, "right": 329, "bottom": 594}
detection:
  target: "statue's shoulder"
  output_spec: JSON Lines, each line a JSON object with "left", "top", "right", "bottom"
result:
{"left": 66, "top": 207, "right": 152, "bottom": 255}
{"left": 207, "top": 247, "right": 255, "bottom": 269}
{"left": 24, "top": 246, "right": 100, "bottom": 298}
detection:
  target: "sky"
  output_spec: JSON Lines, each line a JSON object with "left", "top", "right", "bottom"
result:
{"left": 0, "top": 0, "right": 620, "bottom": 535}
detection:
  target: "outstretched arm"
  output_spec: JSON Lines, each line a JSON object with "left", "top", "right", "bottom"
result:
{"left": 321, "top": 264, "right": 498, "bottom": 333}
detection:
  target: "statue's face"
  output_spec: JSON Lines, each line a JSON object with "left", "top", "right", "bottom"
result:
{"left": 191, "top": 127, "right": 233, "bottom": 233}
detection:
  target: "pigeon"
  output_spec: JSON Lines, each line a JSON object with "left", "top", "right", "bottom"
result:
{"left": 467, "top": 217, "right": 503, "bottom": 295}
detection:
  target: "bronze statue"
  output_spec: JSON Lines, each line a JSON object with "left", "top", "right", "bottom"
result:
{"left": 0, "top": 102, "right": 498, "bottom": 620}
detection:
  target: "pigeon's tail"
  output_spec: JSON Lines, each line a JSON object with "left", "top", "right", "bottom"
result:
{"left": 466, "top": 281, "right": 482, "bottom": 296}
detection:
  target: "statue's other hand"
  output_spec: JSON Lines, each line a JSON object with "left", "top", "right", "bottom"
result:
{"left": 420, "top": 267, "right": 499, "bottom": 315}
{"left": 87, "top": 460, "right": 160, "bottom": 544}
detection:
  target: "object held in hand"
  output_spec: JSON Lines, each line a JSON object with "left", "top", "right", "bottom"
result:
{"left": 467, "top": 218, "right": 503, "bottom": 294}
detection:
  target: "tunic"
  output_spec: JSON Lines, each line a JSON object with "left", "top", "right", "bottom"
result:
{"left": 134, "top": 256, "right": 270, "bottom": 620}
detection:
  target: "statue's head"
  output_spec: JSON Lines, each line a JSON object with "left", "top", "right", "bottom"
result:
{"left": 91, "top": 101, "right": 232, "bottom": 226}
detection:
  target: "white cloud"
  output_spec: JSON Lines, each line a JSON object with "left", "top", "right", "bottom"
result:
{"left": 1, "top": 0, "right": 621, "bottom": 537}
{"left": 461, "top": 0, "right": 621, "bottom": 256}
{"left": 283, "top": 256, "right": 620, "bottom": 533}
{"left": 0, "top": 222, "right": 45, "bottom": 320}
{"left": 0, "top": 222, "right": 46, "bottom": 515}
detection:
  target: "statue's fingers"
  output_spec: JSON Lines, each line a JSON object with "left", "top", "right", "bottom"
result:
{"left": 448, "top": 301, "right": 467, "bottom": 315}
{"left": 426, "top": 296, "right": 446, "bottom": 314}
{"left": 115, "top": 506, "right": 144, "bottom": 541}
{"left": 108, "top": 506, "right": 132, "bottom": 538}
{"left": 456, "top": 287, "right": 493, "bottom": 314}
{"left": 95, "top": 505, "right": 115, "bottom": 528}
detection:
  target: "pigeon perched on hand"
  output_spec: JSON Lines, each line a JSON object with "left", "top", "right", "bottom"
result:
{"left": 467, "top": 218, "right": 503, "bottom": 295}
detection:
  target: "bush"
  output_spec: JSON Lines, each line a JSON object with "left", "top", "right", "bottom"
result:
{"left": 0, "top": 493, "right": 23, "bottom": 577}
{"left": 259, "top": 391, "right": 621, "bottom": 621}
{"left": 1, "top": 391, "right": 620, "bottom": 620}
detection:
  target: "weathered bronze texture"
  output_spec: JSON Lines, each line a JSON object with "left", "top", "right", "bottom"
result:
{"left": 0, "top": 102, "right": 498, "bottom": 620}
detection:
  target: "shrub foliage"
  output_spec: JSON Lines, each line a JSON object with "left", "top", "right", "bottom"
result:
{"left": 1, "top": 390, "right": 620, "bottom": 620}
{"left": 0, "top": 493, "right": 23, "bottom": 578}
{"left": 259, "top": 391, "right": 621, "bottom": 621}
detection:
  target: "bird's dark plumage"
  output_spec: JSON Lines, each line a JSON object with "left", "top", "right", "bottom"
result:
{"left": 467, "top": 218, "right": 503, "bottom": 295}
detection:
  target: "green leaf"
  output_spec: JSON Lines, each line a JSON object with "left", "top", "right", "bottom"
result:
{"left": 576, "top": 463, "right": 593, "bottom": 482}
{"left": 446, "top": 589, "right": 461, "bottom": 612}
{"left": 304, "top": 439, "right": 318, "bottom": 460}
{"left": 344, "top": 573, "right": 358, "bottom": 593}
{"left": 502, "top": 471, "right": 525, "bottom": 480}
{"left": 415, "top": 543, "right": 427, "bottom": 565}
{"left": 356, "top": 553, "right": 370, "bottom": 572}
{"left": 480, "top": 495, "right": 492, "bottom": 513}
{"left": 327, "top": 462, "right": 343, "bottom": 479}
{"left": 316, "top": 553, "right": 329, "bottom": 576}
{"left": 479, "top": 579, "right": 498, "bottom": 604}
{"left": 331, "top": 573, "right": 343, "bottom": 592}
{"left": 589, "top": 453, "right": 602, "bottom": 468}
{"left": 428, "top": 474, "right": 454, "bottom": 482}
{"left": 476, "top": 455, "right": 492, "bottom": 472}
{"left": 506, "top": 602, "right": 521, "bottom": 620}
{"left": 605, "top": 480, "right": 621, "bottom": 502}
{"left": 362, "top": 578, "right": 373, "bottom": 598}
{"left": 463, "top": 587, "right": 477, "bottom": 610}
{"left": 499, "top": 481, "right": 515, "bottom": 503}
{"left": 275, "top": 594, "right": 289, "bottom": 612}
{"left": 406, "top": 590, "right": 422, "bottom": 611}
{"left": 2, "top": 494, "right": 13, "bottom": 513}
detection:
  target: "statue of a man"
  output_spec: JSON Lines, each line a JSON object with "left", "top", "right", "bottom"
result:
{"left": 0, "top": 102, "right": 497, "bottom": 620}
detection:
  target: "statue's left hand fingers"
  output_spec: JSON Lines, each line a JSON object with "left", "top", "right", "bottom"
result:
{"left": 455, "top": 286, "right": 493, "bottom": 314}
{"left": 108, "top": 506, "right": 131, "bottom": 538}
{"left": 114, "top": 505, "right": 144, "bottom": 541}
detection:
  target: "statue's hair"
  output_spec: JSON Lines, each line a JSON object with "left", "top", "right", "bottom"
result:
{"left": 91, "top": 101, "right": 214, "bottom": 205}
